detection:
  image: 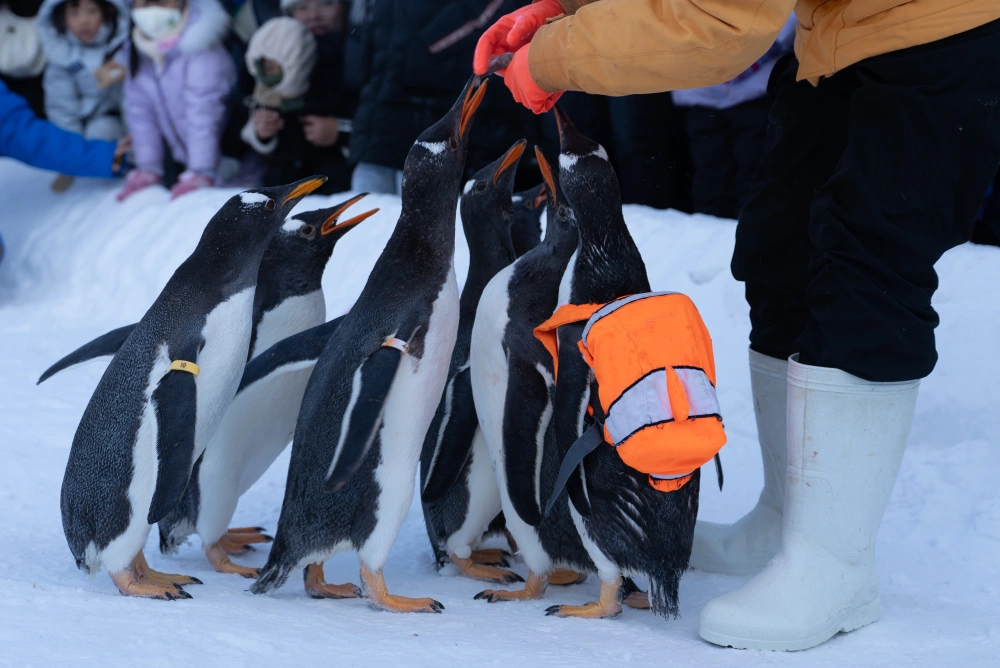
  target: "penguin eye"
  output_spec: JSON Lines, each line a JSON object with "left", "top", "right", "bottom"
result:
{"left": 557, "top": 204, "right": 569, "bottom": 219}
{"left": 448, "top": 136, "right": 458, "bottom": 151}
{"left": 265, "top": 199, "right": 275, "bottom": 210}
{"left": 300, "top": 224, "right": 315, "bottom": 238}
{"left": 474, "top": 181, "right": 487, "bottom": 192}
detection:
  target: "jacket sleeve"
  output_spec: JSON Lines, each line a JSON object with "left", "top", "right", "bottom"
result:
{"left": 0, "top": 81, "right": 116, "bottom": 177}
{"left": 182, "top": 48, "right": 236, "bottom": 176}
{"left": 530, "top": 0, "right": 798, "bottom": 95}
{"left": 43, "top": 65, "right": 85, "bottom": 135}
{"left": 123, "top": 72, "right": 165, "bottom": 174}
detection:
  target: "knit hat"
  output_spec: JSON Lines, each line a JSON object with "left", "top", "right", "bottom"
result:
{"left": 279, "top": 0, "right": 303, "bottom": 12}
{"left": 245, "top": 17, "right": 317, "bottom": 101}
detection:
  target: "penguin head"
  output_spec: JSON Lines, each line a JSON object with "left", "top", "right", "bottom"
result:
{"left": 552, "top": 105, "right": 622, "bottom": 221}
{"left": 258, "top": 193, "right": 380, "bottom": 294}
{"left": 460, "top": 139, "right": 526, "bottom": 252}
{"left": 403, "top": 76, "right": 489, "bottom": 194}
{"left": 535, "top": 145, "right": 578, "bottom": 248}
{"left": 511, "top": 182, "right": 548, "bottom": 224}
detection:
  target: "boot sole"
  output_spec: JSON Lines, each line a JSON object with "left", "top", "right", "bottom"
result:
{"left": 698, "top": 597, "right": 880, "bottom": 652}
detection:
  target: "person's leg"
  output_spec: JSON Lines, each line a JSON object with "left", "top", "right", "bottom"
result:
{"left": 351, "top": 161, "right": 400, "bottom": 194}
{"left": 685, "top": 106, "right": 733, "bottom": 218}
{"left": 726, "top": 95, "right": 773, "bottom": 219}
{"left": 691, "top": 57, "right": 855, "bottom": 576}
{"left": 701, "top": 20, "right": 1000, "bottom": 651}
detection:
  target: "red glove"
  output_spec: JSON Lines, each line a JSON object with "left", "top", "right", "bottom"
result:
{"left": 116, "top": 169, "right": 161, "bottom": 202}
{"left": 500, "top": 44, "right": 563, "bottom": 115}
{"left": 169, "top": 171, "right": 214, "bottom": 200}
{"left": 473, "top": 0, "right": 564, "bottom": 75}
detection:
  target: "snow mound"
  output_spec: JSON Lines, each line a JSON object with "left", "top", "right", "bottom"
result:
{"left": 1, "top": 160, "right": 998, "bottom": 665}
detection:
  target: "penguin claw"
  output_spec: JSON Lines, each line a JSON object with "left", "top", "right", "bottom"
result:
{"left": 163, "top": 591, "right": 175, "bottom": 602}
{"left": 430, "top": 600, "right": 445, "bottom": 613}
{"left": 173, "top": 588, "right": 193, "bottom": 600}
{"left": 544, "top": 605, "right": 561, "bottom": 616}
{"left": 186, "top": 577, "right": 203, "bottom": 586}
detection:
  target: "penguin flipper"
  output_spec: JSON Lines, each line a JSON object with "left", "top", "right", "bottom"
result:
{"left": 237, "top": 316, "right": 344, "bottom": 392}
{"left": 420, "top": 367, "right": 478, "bottom": 502}
{"left": 324, "top": 346, "right": 403, "bottom": 492}
{"left": 37, "top": 323, "right": 137, "bottom": 384}
{"left": 147, "top": 359, "right": 199, "bottom": 525}
{"left": 501, "top": 356, "right": 553, "bottom": 527}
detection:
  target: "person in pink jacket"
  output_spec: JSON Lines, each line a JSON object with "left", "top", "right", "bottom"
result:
{"left": 117, "top": 0, "right": 235, "bottom": 201}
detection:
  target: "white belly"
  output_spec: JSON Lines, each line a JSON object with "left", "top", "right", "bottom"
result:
{"left": 470, "top": 267, "right": 553, "bottom": 574}
{"left": 251, "top": 290, "right": 325, "bottom": 358}
{"left": 557, "top": 250, "right": 578, "bottom": 308}
{"left": 358, "top": 266, "right": 460, "bottom": 570}
{"left": 444, "top": 427, "right": 502, "bottom": 558}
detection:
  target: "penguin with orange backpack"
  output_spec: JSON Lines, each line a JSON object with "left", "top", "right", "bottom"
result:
{"left": 532, "top": 107, "right": 724, "bottom": 620}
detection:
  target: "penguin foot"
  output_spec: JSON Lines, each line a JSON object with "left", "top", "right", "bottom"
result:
{"left": 623, "top": 591, "right": 650, "bottom": 609}
{"left": 450, "top": 554, "right": 522, "bottom": 584}
{"left": 205, "top": 543, "right": 260, "bottom": 579}
{"left": 361, "top": 566, "right": 443, "bottom": 613}
{"left": 134, "top": 550, "right": 203, "bottom": 586}
{"left": 548, "top": 569, "right": 589, "bottom": 586}
{"left": 469, "top": 548, "right": 511, "bottom": 567}
{"left": 304, "top": 563, "right": 362, "bottom": 599}
{"left": 474, "top": 571, "right": 547, "bottom": 603}
{"left": 545, "top": 578, "right": 623, "bottom": 619}
{"left": 218, "top": 527, "right": 273, "bottom": 555}
{"left": 108, "top": 551, "right": 195, "bottom": 600}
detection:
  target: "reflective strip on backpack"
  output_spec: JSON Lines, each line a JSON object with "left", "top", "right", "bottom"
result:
{"left": 605, "top": 366, "right": 721, "bottom": 446}
{"left": 581, "top": 291, "right": 678, "bottom": 346}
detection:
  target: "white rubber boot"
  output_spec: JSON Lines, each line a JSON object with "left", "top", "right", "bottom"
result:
{"left": 690, "top": 349, "right": 786, "bottom": 575}
{"left": 699, "top": 355, "right": 919, "bottom": 651}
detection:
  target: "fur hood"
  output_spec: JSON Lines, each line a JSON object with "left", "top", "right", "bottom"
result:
{"left": 37, "top": 0, "right": 131, "bottom": 66}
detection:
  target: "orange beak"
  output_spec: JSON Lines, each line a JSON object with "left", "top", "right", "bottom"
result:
{"left": 533, "top": 184, "right": 548, "bottom": 209}
{"left": 535, "top": 146, "right": 557, "bottom": 206}
{"left": 321, "top": 193, "right": 379, "bottom": 235}
{"left": 459, "top": 79, "right": 488, "bottom": 139}
{"left": 493, "top": 140, "right": 527, "bottom": 185}
{"left": 282, "top": 176, "right": 327, "bottom": 205}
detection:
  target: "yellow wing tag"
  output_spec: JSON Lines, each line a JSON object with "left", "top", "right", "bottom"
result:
{"left": 382, "top": 337, "right": 409, "bottom": 354}
{"left": 169, "top": 360, "right": 200, "bottom": 377}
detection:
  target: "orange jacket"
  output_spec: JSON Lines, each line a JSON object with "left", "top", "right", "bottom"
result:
{"left": 535, "top": 292, "right": 726, "bottom": 492}
{"left": 529, "top": 0, "right": 1000, "bottom": 94}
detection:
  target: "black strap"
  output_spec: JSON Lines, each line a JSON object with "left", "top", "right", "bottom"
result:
{"left": 714, "top": 453, "right": 724, "bottom": 491}
{"left": 544, "top": 422, "right": 605, "bottom": 517}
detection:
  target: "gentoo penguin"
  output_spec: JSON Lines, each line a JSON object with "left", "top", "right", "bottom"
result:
{"left": 36, "top": 195, "right": 373, "bottom": 383}
{"left": 545, "top": 107, "right": 699, "bottom": 619}
{"left": 157, "top": 197, "right": 378, "bottom": 577}
{"left": 469, "top": 149, "right": 597, "bottom": 603}
{"left": 60, "top": 176, "right": 328, "bottom": 599}
{"left": 251, "top": 77, "right": 488, "bottom": 612}
{"left": 419, "top": 139, "right": 527, "bottom": 585}
{"left": 510, "top": 182, "right": 546, "bottom": 257}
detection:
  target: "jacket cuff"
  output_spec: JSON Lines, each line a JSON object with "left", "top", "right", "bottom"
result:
{"left": 241, "top": 117, "right": 278, "bottom": 155}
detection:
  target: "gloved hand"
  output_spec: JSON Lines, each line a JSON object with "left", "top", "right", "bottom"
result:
{"left": 473, "top": 0, "right": 564, "bottom": 75}
{"left": 499, "top": 44, "right": 563, "bottom": 115}
{"left": 116, "top": 169, "right": 161, "bottom": 202}
{"left": 169, "top": 171, "right": 214, "bottom": 200}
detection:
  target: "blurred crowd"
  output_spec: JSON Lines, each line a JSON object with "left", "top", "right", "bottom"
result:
{"left": 1, "top": 0, "right": 998, "bottom": 242}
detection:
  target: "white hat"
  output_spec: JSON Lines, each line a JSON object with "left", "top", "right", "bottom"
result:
{"left": 245, "top": 17, "right": 318, "bottom": 100}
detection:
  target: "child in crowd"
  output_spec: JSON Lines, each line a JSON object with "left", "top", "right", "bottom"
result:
{"left": 241, "top": 0, "right": 353, "bottom": 192}
{"left": 37, "top": 0, "right": 129, "bottom": 191}
{"left": 117, "top": 0, "right": 236, "bottom": 201}
{"left": 672, "top": 17, "right": 797, "bottom": 220}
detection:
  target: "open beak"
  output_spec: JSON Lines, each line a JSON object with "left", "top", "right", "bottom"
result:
{"left": 535, "top": 146, "right": 557, "bottom": 206}
{"left": 321, "top": 193, "right": 379, "bottom": 235}
{"left": 493, "top": 139, "right": 527, "bottom": 185}
{"left": 282, "top": 176, "right": 327, "bottom": 205}
{"left": 533, "top": 185, "right": 548, "bottom": 209}
{"left": 459, "top": 78, "right": 488, "bottom": 139}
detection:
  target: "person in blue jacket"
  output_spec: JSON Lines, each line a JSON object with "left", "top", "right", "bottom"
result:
{"left": 0, "top": 78, "right": 128, "bottom": 177}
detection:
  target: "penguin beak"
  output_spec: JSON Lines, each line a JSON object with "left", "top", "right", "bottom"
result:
{"left": 553, "top": 104, "right": 599, "bottom": 159}
{"left": 320, "top": 193, "right": 379, "bottom": 235}
{"left": 533, "top": 185, "right": 548, "bottom": 209}
{"left": 282, "top": 176, "right": 327, "bottom": 205}
{"left": 493, "top": 139, "right": 527, "bottom": 185}
{"left": 459, "top": 78, "right": 488, "bottom": 139}
{"left": 535, "top": 146, "right": 557, "bottom": 206}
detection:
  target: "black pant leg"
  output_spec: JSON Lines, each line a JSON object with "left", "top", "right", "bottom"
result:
{"left": 686, "top": 106, "right": 735, "bottom": 218}
{"left": 730, "top": 56, "right": 854, "bottom": 361}
{"left": 726, "top": 96, "right": 773, "bottom": 218}
{"left": 798, "top": 20, "right": 1000, "bottom": 382}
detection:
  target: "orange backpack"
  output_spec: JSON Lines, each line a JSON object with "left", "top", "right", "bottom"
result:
{"left": 534, "top": 292, "right": 726, "bottom": 505}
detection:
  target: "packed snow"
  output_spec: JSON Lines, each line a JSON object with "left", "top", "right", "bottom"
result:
{"left": 1, "top": 160, "right": 997, "bottom": 666}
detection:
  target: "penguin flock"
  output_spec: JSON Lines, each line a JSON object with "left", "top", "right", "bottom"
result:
{"left": 39, "top": 74, "right": 703, "bottom": 620}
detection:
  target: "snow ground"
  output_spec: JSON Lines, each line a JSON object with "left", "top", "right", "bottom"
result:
{"left": 0, "top": 160, "right": 997, "bottom": 667}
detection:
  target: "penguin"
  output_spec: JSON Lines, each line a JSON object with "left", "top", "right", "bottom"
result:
{"left": 60, "top": 176, "right": 328, "bottom": 599}
{"left": 510, "top": 182, "right": 546, "bottom": 258}
{"left": 469, "top": 148, "right": 598, "bottom": 603}
{"left": 544, "top": 107, "right": 699, "bottom": 620}
{"left": 250, "top": 77, "right": 488, "bottom": 611}
{"left": 157, "top": 197, "right": 378, "bottom": 577}
{"left": 418, "top": 139, "right": 527, "bottom": 585}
